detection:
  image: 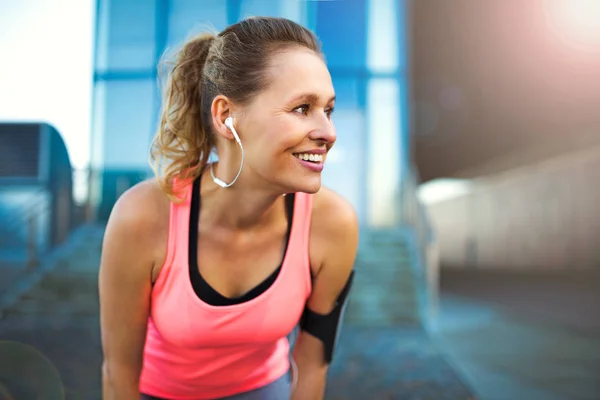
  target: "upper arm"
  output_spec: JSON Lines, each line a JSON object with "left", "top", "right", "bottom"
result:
{"left": 294, "top": 188, "right": 358, "bottom": 366}
{"left": 98, "top": 180, "right": 168, "bottom": 380}
{"left": 307, "top": 188, "right": 359, "bottom": 315}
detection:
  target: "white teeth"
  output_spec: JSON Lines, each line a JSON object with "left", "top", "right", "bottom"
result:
{"left": 294, "top": 153, "right": 324, "bottom": 162}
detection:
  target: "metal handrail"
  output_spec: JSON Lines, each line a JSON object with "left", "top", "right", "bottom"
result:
{"left": 0, "top": 185, "right": 62, "bottom": 268}
{"left": 398, "top": 165, "right": 435, "bottom": 246}
{"left": 0, "top": 189, "right": 49, "bottom": 243}
{"left": 397, "top": 164, "right": 439, "bottom": 328}
{"left": 411, "top": 166, "right": 435, "bottom": 245}
{"left": 0, "top": 201, "right": 49, "bottom": 243}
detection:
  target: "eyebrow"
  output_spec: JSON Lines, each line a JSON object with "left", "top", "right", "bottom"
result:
{"left": 289, "top": 93, "right": 336, "bottom": 104}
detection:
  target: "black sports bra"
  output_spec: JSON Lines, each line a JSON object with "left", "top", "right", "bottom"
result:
{"left": 188, "top": 176, "right": 295, "bottom": 306}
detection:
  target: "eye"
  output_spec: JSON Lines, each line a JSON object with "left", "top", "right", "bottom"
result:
{"left": 293, "top": 104, "right": 310, "bottom": 115}
{"left": 326, "top": 106, "right": 335, "bottom": 119}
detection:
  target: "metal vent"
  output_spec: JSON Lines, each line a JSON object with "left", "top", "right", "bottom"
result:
{"left": 0, "top": 124, "right": 40, "bottom": 178}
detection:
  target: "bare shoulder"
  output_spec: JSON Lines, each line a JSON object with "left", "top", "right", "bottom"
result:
{"left": 107, "top": 177, "right": 169, "bottom": 233}
{"left": 311, "top": 185, "right": 359, "bottom": 242}
{"left": 102, "top": 178, "right": 171, "bottom": 275}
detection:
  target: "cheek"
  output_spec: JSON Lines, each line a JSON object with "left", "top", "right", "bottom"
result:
{"left": 246, "top": 136, "right": 291, "bottom": 168}
{"left": 244, "top": 115, "right": 306, "bottom": 165}
{"left": 264, "top": 120, "right": 305, "bottom": 150}
{"left": 280, "top": 117, "right": 311, "bottom": 144}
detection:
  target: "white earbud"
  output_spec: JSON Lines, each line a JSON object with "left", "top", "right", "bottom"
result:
{"left": 210, "top": 116, "right": 244, "bottom": 188}
{"left": 224, "top": 117, "right": 241, "bottom": 144}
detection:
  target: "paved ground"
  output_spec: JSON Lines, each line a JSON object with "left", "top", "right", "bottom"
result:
{"left": 0, "top": 226, "right": 104, "bottom": 400}
{"left": 0, "top": 225, "right": 475, "bottom": 400}
{"left": 435, "top": 269, "right": 600, "bottom": 400}
{"left": 326, "top": 326, "right": 476, "bottom": 400}
{"left": 0, "top": 262, "right": 27, "bottom": 301}
{"left": 440, "top": 269, "right": 600, "bottom": 333}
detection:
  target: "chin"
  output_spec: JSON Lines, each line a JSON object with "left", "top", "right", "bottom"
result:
{"left": 280, "top": 175, "right": 322, "bottom": 194}
{"left": 294, "top": 176, "right": 322, "bottom": 194}
{"left": 299, "top": 183, "right": 322, "bottom": 194}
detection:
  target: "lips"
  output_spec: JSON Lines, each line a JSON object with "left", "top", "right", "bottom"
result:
{"left": 293, "top": 152, "right": 325, "bottom": 172}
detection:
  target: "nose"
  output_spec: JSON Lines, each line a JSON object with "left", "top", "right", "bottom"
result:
{"left": 308, "top": 113, "right": 336, "bottom": 145}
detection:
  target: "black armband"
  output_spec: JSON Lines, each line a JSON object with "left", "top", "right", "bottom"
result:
{"left": 299, "top": 270, "right": 354, "bottom": 364}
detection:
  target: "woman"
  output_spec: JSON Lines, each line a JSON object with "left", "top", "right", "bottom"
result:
{"left": 99, "top": 16, "right": 358, "bottom": 400}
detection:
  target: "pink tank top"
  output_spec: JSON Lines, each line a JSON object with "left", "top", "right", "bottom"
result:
{"left": 139, "top": 181, "right": 313, "bottom": 399}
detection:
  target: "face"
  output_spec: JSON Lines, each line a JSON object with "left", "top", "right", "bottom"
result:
{"left": 235, "top": 47, "right": 337, "bottom": 194}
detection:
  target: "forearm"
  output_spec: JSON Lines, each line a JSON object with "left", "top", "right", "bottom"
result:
{"left": 102, "top": 362, "right": 142, "bottom": 400}
{"left": 290, "top": 363, "right": 327, "bottom": 400}
{"left": 291, "top": 333, "right": 329, "bottom": 400}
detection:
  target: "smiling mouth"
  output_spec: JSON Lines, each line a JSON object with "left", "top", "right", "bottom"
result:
{"left": 293, "top": 152, "right": 324, "bottom": 163}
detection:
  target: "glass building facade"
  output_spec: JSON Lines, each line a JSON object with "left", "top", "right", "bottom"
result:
{"left": 91, "top": 0, "right": 410, "bottom": 225}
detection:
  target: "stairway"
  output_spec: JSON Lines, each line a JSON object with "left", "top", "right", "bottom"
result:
{"left": 345, "top": 227, "right": 425, "bottom": 327}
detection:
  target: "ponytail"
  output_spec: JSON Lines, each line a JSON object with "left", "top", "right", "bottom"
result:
{"left": 149, "top": 33, "right": 216, "bottom": 201}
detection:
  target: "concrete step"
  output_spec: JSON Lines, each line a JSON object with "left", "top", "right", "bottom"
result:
{"left": 352, "top": 265, "right": 416, "bottom": 289}
{"left": 350, "top": 270, "right": 418, "bottom": 296}
{"left": 355, "top": 255, "right": 412, "bottom": 267}
{"left": 359, "top": 228, "right": 412, "bottom": 245}
{"left": 348, "top": 228, "right": 424, "bottom": 327}
{"left": 345, "top": 293, "right": 421, "bottom": 326}
{"left": 360, "top": 244, "right": 412, "bottom": 256}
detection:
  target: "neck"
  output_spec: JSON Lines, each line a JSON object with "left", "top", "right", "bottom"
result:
{"left": 199, "top": 170, "right": 285, "bottom": 230}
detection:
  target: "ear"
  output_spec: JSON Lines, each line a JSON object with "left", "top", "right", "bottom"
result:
{"left": 211, "top": 95, "right": 236, "bottom": 141}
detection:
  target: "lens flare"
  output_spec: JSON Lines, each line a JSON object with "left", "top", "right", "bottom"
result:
{"left": 543, "top": 0, "right": 600, "bottom": 53}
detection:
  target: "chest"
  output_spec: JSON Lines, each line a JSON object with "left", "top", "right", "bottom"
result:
{"left": 149, "top": 190, "right": 316, "bottom": 348}
{"left": 152, "top": 230, "right": 311, "bottom": 348}
{"left": 195, "top": 223, "right": 291, "bottom": 299}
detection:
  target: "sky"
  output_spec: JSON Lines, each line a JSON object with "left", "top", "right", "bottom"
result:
{"left": 0, "top": 0, "right": 95, "bottom": 170}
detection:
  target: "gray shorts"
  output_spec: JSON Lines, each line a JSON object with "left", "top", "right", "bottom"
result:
{"left": 140, "top": 373, "right": 291, "bottom": 400}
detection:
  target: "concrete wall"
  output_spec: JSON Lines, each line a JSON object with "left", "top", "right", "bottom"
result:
{"left": 425, "top": 146, "right": 600, "bottom": 271}
{"left": 410, "top": 0, "right": 600, "bottom": 182}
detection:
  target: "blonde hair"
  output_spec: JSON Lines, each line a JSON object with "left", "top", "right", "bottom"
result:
{"left": 149, "top": 17, "right": 321, "bottom": 201}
